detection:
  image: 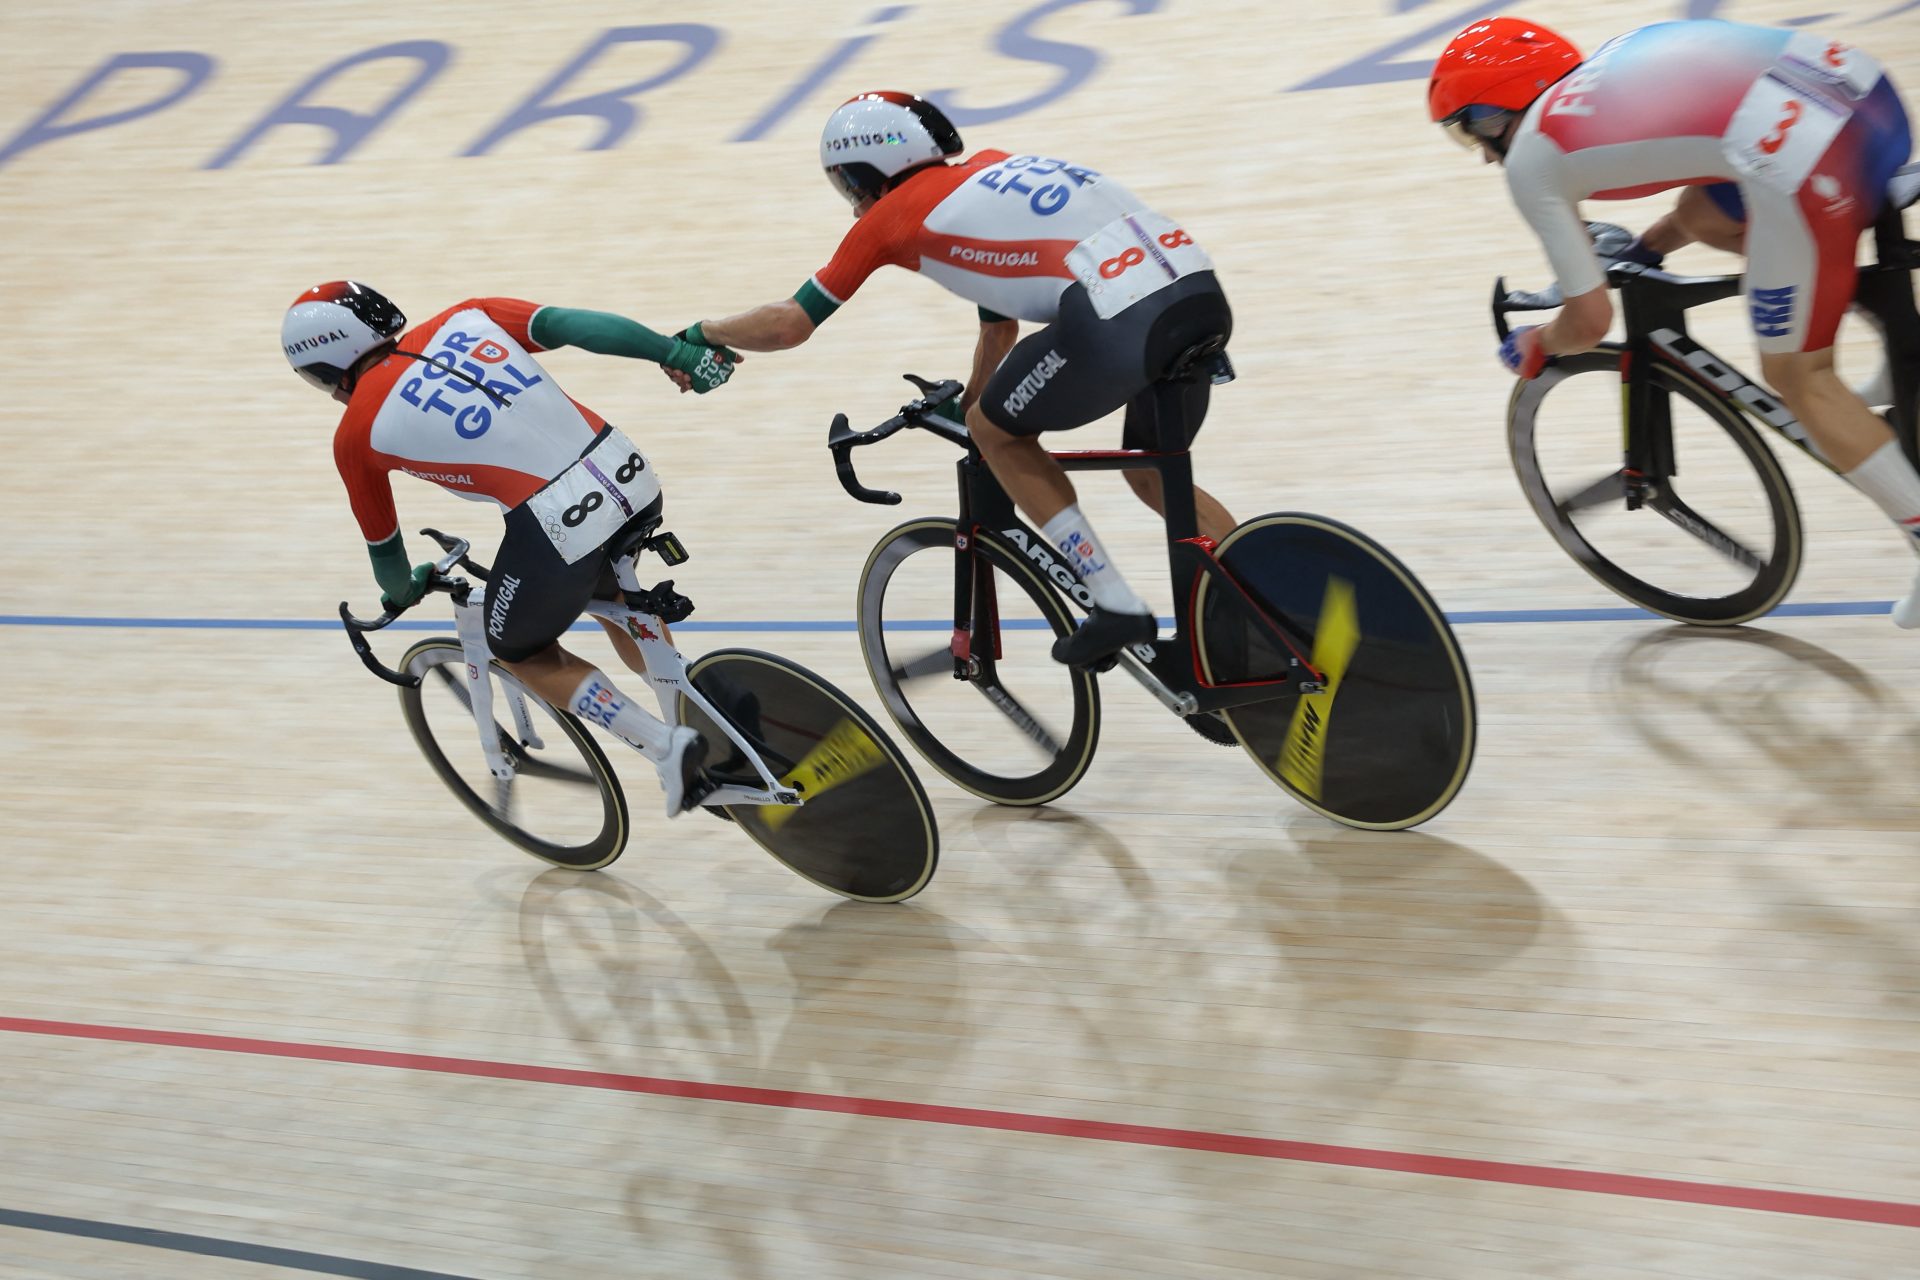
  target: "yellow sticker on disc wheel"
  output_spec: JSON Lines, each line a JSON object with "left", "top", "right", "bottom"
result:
{"left": 1278, "top": 577, "right": 1361, "bottom": 800}
{"left": 759, "top": 717, "right": 886, "bottom": 829}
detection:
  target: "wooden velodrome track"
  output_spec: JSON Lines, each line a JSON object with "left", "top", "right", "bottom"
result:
{"left": 3, "top": 1, "right": 1919, "bottom": 1276}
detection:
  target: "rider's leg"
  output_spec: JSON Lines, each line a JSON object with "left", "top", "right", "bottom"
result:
{"left": 1641, "top": 185, "right": 1749, "bottom": 257}
{"left": 1122, "top": 469, "right": 1235, "bottom": 542}
{"left": 1744, "top": 133, "right": 1920, "bottom": 625}
{"left": 1119, "top": 379, "right": 1236, "bottom": 541}
{"left": 966, "top": 403, "right": 1151, "bottom": 617}
{"left": 485, "top": 512, "right": 705, "bottom": 810}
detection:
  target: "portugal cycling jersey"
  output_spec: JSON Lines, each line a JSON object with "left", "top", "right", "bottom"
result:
{"left": 1504, "top": 20, "right": 1911, "bottom": 352}
{"left": 807, "top": 149, "right": 1162, "bottom": 323}
{"left": 333, "top": 298, "right": 608, "bottom": 544}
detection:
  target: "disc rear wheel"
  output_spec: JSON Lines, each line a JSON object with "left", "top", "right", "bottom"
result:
{"left": 1194, "top": 515, "right": 1476, "bottom": 830}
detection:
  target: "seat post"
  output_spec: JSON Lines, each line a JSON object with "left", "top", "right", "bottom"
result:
{"left": 1151, "top": 378, "right": 1200, "bottom": 545}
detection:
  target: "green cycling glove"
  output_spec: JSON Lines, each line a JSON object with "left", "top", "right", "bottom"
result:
{"left": 369, "top": 534, "right": 434, "bottom": 610}
{"left": 381, "top": 563, "right": 435, "bottom": 611}
{"left": 663, "top": 337, "right": 736, "bottom": 394}
{"left": 930, "top": 396, "right": 965, "bottom": 424}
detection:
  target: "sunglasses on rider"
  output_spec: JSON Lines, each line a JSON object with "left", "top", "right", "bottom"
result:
{"left": 1441, "top": 104, "right": 1518, "bottom": 152}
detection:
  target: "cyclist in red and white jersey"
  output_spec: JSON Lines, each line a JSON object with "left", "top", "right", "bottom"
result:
{"left": 284, "top": 282, "right": 739, "bottom": 814}
{"left": 685, "top": 92, "right": 1237, "bottom": 665}
{"left": 1431, "top": 18, "right": 1920, "bottom": 625}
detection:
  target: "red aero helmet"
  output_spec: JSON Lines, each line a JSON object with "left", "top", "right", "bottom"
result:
{"left": 1428, "top": 17, "right": 1583, "bottom": 122}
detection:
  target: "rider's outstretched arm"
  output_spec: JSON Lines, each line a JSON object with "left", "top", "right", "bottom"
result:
{"left": 696, "top": 294, "right": 819, "bottom": 352}
{"left": 529, "top": 306, "right": 737, "bottom": 393}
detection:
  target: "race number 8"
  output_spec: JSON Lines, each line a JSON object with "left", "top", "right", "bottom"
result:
{"left": 1098, "top": 229, "right": 1194, "bottom": 279}
{"left": 615, "top": 453, "right": 645, "bottom": 483}
{"left": 563, "top": 492, "right": 604, "bottom": 528}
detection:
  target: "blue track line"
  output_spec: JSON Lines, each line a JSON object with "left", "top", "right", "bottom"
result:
{"left": 0, "top": 600, "right": 1894, "bottom": 633}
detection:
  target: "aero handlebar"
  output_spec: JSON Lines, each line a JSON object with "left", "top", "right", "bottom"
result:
{"left": 828, "top": 374, "right": 968, "bottom": 506}
{"left": 337, "top": 531, "right": 474, "bottom": 688}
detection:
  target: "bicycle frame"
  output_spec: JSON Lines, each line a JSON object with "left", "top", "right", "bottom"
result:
{"left": 342, "top": 532, "right": 801, "bottom": 814}
{"left": 1495, "top": 202, "right": 1920, "bottom": 488}
{"left": 836, "top": 382, "right": 1326, "bottom": 720}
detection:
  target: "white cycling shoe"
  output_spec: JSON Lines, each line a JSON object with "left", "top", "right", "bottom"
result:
{"left": 655, "top": 726, "right": 709, "bottom": 818}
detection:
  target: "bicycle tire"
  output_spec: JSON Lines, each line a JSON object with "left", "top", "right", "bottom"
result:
{"left": 398, "top": 639, "right": 628, "bottom": 870}
{"left": 1194, "top": 514, "right": 1476, "bottom": 831}
{"left": 1509, "top": 349, "right": 1803, "bottom": 625}
{"left": 857, "top": 518, "right": 1099, "bottom": 806}
{"left": 682, "top": 648, "right": 938, "bottom": 903}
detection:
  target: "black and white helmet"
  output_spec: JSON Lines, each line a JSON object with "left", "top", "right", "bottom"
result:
{"left": 820, "top": 91, "right": 963, "bottom": 208}
{"left": 282, "top": 280, "right": 405, "bottom": 393}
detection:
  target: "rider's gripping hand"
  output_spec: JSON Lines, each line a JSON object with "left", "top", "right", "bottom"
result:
{"left": 664, "top": 324, "right": 742, "bottom": 395}
{"left": 380, "top": 563, "right": 435, "bottom": 612}
{"left": 1499, "top": 325, "right": 1551, "bottom": 380}
{"left": 930, "top": 396, "right": 965, "bottom": 424}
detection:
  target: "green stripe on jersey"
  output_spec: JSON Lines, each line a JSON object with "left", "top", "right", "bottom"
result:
{"left": 793, "top": 280, "right": 840, "bottom": 325}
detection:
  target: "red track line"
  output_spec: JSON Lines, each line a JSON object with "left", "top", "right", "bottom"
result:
{"left": 4, "top": 1015, "right": 1916, "bottom": 1229}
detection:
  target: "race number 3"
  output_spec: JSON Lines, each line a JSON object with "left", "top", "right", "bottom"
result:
{"left": 1726, "top": 73, "right": 1846, "bottom": 190}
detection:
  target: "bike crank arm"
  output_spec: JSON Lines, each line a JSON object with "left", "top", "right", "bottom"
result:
{"left": 698, "top": 783, "right": 802, "bottom": 809}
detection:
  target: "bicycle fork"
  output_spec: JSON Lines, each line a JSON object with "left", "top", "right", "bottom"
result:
{"left": 448, "top": 593, "right": 548, "bottom": 813}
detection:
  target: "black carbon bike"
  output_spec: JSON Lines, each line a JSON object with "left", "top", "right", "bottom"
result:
{"left": 1492, "top": 164, "right": 1920, "bottom": 624}
{"left": 827, "top": 345, "right": 1477, "bottom": 832}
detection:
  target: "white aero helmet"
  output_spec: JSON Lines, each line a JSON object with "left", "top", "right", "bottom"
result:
{"left": 283, "top": 280, "right": 406, "bottom": 393}
{"left": 820, "top": 91, "right": 963, "bottom": 208}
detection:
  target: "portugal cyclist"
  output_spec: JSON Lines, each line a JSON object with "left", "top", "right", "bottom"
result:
{"left": 283, "top": 281, "right": 737, "bottom": 814}
{"left": 684, "top": 92, "right": 1237, "bottom": 665}
{"left": 1430, "top": 17, "right": 1920, "bottom": 625}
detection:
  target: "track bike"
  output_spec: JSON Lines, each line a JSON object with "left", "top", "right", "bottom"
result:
{"left": 826, "top": 344, "right": 1477, "bottom": 832}
{"left": 339, "top": 523, "right": 938, "bottom": 902}
{"left": 1492, "top": 163, "right": 1920, "bottom": 624}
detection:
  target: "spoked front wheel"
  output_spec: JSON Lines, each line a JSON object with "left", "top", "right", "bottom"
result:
{"left": 398, "top": 638, "right": 628, "bottom": 869}
{"left": 1194, "top": 515, "right": 1476, "bottom": 830}
{"left": 856, "top": 518, "right": 1099, "bottom": 805}
{"left": 1510, "top": 350, "right": 1803, "bottom": 624}
{"left": 681, "top": 649, "right": 938, "bottom": 903}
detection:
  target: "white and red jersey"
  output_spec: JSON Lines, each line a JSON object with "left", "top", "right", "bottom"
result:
{"left": 1505, "top": 20, "right": 1887, "bottom": 297}
{"left": 810, "top": 149, "right": 1163, "bottom": 322}
{"left": 333, "top": 298, "right": 609, "bottom": 544}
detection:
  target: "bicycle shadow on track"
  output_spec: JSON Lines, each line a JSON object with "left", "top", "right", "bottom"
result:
{"left": 619, "top": 899, "right": 974, "bottom": 1278}
{"left": 1600, "top": 625, "right": 1920, "bottom": 1015}
{"left": 514, "top": 867, "right": 762, "bottom": 1072}
{"left": 1224, "top": 826, "right": 1560, "bottom": 1104}
{"left": 1599, "top": 623, "right": 1910, "bottom": 805}
{"left": 960, "top": 802, "right": 1153, "bottom": 901}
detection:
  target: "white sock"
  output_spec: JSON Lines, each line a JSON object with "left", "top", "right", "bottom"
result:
{"left": 1843, "top": 440, "right": 1920, "bottom": 538}
{"left": 1040, "top": 504, "right": 1149, "bottom": 614}
{"left": 568, "top": 670, "right": 671, "bottom": 758}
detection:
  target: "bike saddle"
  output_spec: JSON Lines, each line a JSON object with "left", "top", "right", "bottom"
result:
{"left": 1890, "top": 162, "right": 1920, "bottom": 212}
{"left": 1161, "top": 334, "right": 1230, "bottom": 384}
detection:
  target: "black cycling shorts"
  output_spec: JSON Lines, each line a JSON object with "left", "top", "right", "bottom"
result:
{"left": 483, "top": 491, "right": 663, "bottom": 663}
{"left": 979, "top": 271, "right": 1232, "bottom": 448}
